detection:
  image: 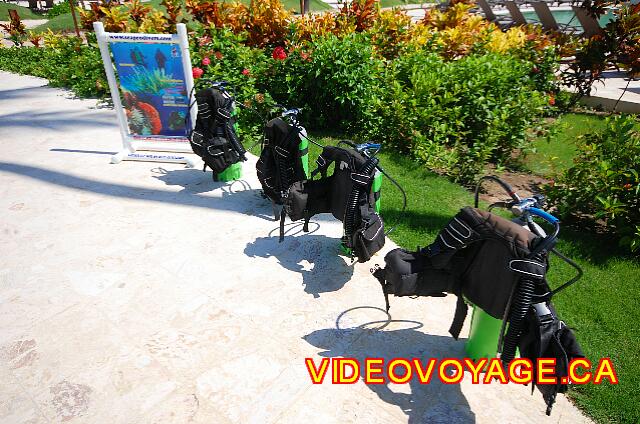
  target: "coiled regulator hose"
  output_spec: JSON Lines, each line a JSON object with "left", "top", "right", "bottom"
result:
{"left": 225, "top": 121, "right": 247, "bottom": 161}
{"left": 277, "top": 151, "right": 291, "bottom": 199}
{"left": 343, "top": 156, "right": 379, "bottom": 246}
{"left": 501, "top": 278, "right": 536, "bottom": 365}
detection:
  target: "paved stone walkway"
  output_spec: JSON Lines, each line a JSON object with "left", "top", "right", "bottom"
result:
{"left": 0, "top": 71, "right": 593, "bottom": 423}
{"left": 581, "top": 71, "right": 640, "bottom": 114}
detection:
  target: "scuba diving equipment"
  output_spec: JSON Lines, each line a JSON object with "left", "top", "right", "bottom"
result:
{"left": 281, "top": 142, "right": 406, "bottom": 263}
{"left": 256, "top": 108, "right": 311, "bottom": 219}
{"left": 371, "top": 176, "right": 583, "bottom": 415}
{"left": 188, "top": 81, "right": 247, "bottom": 180}
{"left": 519, "top": 302, "right": 585, "bottom": 415}
{"left": 372, "top": 205, "right": 547, "bottom": 332}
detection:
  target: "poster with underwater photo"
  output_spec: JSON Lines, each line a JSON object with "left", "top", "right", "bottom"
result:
{"left": 110, "top": 41, "right": 189, "bottom": 138}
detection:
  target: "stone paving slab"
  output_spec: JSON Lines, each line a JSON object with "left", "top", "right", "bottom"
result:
{"left": 581, "top": 71, "right": 640, "bottom": 114}
{"left": 0, "top": 71, "right": 593, "bottom": 423}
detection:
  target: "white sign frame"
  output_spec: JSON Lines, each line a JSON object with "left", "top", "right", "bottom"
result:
{"left": 94, "top": 22, "right": 197, "bottom": 167}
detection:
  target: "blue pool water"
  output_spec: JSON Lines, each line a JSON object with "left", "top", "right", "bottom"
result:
{"left": 521, "top": 9, "right": 616, "bottom": 28}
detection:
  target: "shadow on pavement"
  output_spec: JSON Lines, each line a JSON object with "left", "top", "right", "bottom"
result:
{"left": 153, "top": 167, "right": 276, "bottom": 222}
{"left": 244, "top": 229, "right": 355, "bottom": 298}
{"left": 50, "top": 148, "right": 117, "bottom": 156}
{"left": 304, "top": 310, "right": 476, "bottom": 423}
{"left": 0, "top": 162, "right": 273, "bottom": 220}
{"left": 0, "top": 109, "right": 115, "bottom": 131}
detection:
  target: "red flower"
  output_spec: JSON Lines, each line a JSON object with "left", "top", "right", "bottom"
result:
{"left": 202, "top": 57, "right": 211, "bottom": 66}
{"left": 300, "top": 50, "right": 311, "bottom": 61}
{"left": 272, "top": 46, "right": 287, "bottom": 60}
{"left": 548, "top": 94, "right": 556, "bottom": 106}
{"left": 531, "top": 66, "right": 540, "bottom": 74}
{"left": 192, "top": 67, "right": 204, "bottom": 79}
{"left": 242, "top": 68, "right": 250, "bottom": 76}
{"left": 214, "top": 51, "right": 223, "bottom": 60}
{"left": 623, "top": 183, "right": 633, "bottom": 190}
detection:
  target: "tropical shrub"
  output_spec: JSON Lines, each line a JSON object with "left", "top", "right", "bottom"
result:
{"left": 27, "top": 31, "right": 43, "bottom": 48}
{"left": 217, "top": 0, "right": 292, "bottom": 48}
{"left": 334, "top": 0, "right": 379, "bottom": 33}
{"left": 0, "top": 45, "right": 48, "bottom": 77}
{"left": 190, "top": 28, "right": 275, "bottom": 145}
{"left": 369, "top": 9, "right": 413, "bottom": 59}
{"left": 272, "top": 32, "right": 384, "bottom": 131}
{"left": 138, "top": 10, "right": 170, "bottom": 33}
{"left": 0, "top": 9, "right": 26, "bottom": 46}
{"left": 561, "top": 1, "right": 640, "bottom": 98}
{"left": 290, "top": 12, "right": 339, "bottom": 45}
{"left": 545, "top": 116, "right": 640, "bottom": 253}
{"left": 289, "top": 0, "right": 380, "bottom": 45}
{"left": 0, "top": 0, "right": 561, "bottom": 184}
{"left": 46, "top": 1, "right": 71, "bottom": 18}
{"left": 363, "top": 50, "right": 548, "bottom": 183}
{"left": 0, "top": 32, "right": 108, "bottom": 98}
{"left": 185, "top": 0, "right": 230, "bottom": 29}
{"left": 160, "top": 0, "right": 184, "bottom": 31}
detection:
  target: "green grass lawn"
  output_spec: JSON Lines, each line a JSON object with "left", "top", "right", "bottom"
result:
{"left": 379, "top": 0, "right": 427, "bottom": 7}
{"left": 290, "top": 132, "right": 638, "bottom": 423}
{"left": 34, "top": 10, "right": 76, "bottom": 32}
{"left": 525, "top": 113, "right": 608, "bottom": 177}
{"left": 0, "top": 3, "right": 43, "bottom": 20}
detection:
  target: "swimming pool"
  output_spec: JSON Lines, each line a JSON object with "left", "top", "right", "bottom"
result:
{"left": 520, "top": 9, "right": 616, "bottom": 28}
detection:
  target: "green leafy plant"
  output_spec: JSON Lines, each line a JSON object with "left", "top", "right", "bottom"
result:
{"left": 363, "top": 50, "right": 547, "bottom": 183}
{"left": 0, "top": 10, "right": 27, "bottom": 46}
{"left": 27, "top": 30, "right": 43, "bottom": 48}
{"left": 545, "top": 116, "right": 640, "bottom": 252}
{"left": 560, "top": 2, "right": 640, "bottom": 101}
{"left": 126, "top": 0, "right": 152, "bottom": 30}
{"left": 46, "top": 1, "right": 71, "bottom": 18}
{"left": 190, "top": 27, "right": 275, "bottom": 145}
{"left": 0, "top": 32, "right": 108, "bottom": 98}
{"left": 283, "top": 32, "right": 383, "bottom": 131}
{"left": 139, "top": 9, "right": 170, "bottom": 33}
{"left": 160, "top": 0, "right": 184, "bottom": 31}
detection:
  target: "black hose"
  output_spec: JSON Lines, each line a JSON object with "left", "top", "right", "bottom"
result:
{"left": 225, "top": 121, "right": 247, "bottom": 161}
{"left": 376, "top": 164, "right": 407, "bottom": 236}
{"left": 501, "top": 277, "right": 536, "bottom": 365}
{"left": 277, "top": 152, "right": 290, "bottom": 200}
{"left": 474, "top": 175, "right": 521, "bottom": 208}
{"left": 550, "top": 248, "right": 583, "bottom": 296}
{"left": 343, "top": 156, "right": 379, "bottom": 247}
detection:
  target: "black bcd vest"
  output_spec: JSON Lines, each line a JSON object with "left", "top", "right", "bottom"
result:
{"left": 189, "top": 87, "right": 247, "bottom": 177}
{"left": 256, "top": 117, "right": 308, "bottom": 207}
{"left": 282, "top": 145, "right": 385, "bottom": 263}
{"left": 371, "top": 207, "right": 583, "bottom": 414}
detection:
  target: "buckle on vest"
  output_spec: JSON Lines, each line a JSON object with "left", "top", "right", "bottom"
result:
{"left": 316, "top": 155, "right": 327, "bottom": 167}
{"left": 216, "top": 107, "right": 231, "bottom": 120}
{"left": 350, "top": 172, "right": 371, "bottom": 186}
